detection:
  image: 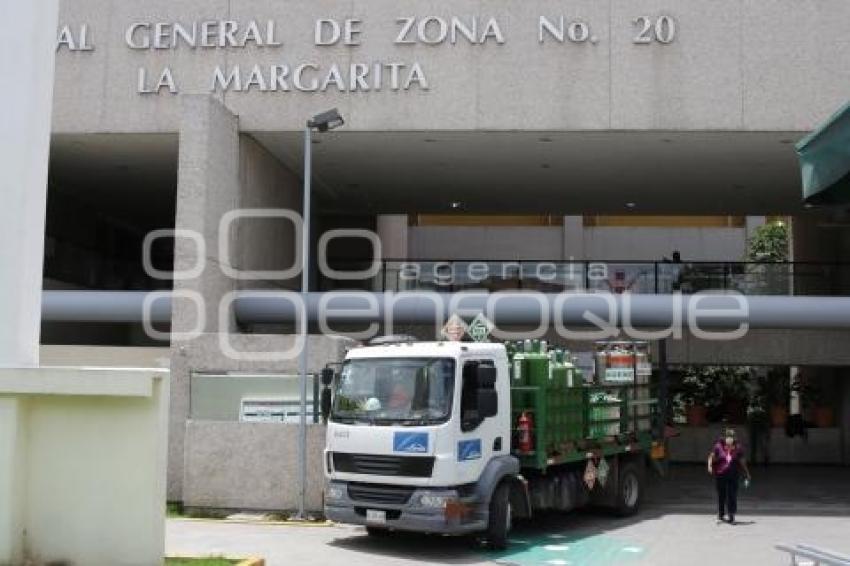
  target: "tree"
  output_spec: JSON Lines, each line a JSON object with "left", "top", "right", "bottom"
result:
{"left": 744, "top": 221, "right": 789, "bottom": 293}
{"left": 746, "top": 221, "right": 789, "bottom": 262}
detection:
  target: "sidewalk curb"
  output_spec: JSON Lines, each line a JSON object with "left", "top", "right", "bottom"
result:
{"left": 169, "top": 517, "right": 334, "bottom": 527}
{"left": 166, "top": 555, "right": 265, "bottom": 565}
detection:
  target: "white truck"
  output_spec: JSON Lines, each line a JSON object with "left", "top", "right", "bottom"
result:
{"left": 322, "top": 339, "right": 662, "bottom": 548}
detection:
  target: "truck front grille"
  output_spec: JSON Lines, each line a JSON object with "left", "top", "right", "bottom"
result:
{"left": 332, "top": 452, "right": 435, "bottom": 478}
{"left": 348, "top": 483, "right": 416, "bottom": 505}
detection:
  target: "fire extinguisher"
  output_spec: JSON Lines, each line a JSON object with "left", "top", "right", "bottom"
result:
{"left": 517, "top": 411, "right": 534, "bottom": 453}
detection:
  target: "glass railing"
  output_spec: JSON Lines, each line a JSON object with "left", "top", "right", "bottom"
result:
{"left": 318, "top": 259, "right": 850, "bottom": 296}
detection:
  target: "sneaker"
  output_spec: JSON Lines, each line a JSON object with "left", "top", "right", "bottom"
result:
{"left": 728, "top": 515, "right": 735, "bottom": 524}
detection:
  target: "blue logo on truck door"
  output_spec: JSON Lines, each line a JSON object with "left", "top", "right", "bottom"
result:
{"left": 458, "top": 439, "right": 482, "bottom": 461}
{"left": 393, "top": 432, "right": 429, "bottom": 453}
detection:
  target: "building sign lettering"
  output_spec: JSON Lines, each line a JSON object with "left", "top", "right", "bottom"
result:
{"left": 55, "top": 14, "right": 678, "bottom": 94}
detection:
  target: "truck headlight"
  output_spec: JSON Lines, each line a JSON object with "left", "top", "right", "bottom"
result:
{"left": 326, "top": 484, "right": 345, "bottom": 501}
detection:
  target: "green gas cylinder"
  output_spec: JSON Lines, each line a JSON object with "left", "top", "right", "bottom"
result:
{"left": 550, "top": 350, "right": 568, "bottom": 387}
{"left": 511, "top": 352, "right": 528, "bottom": 385}
{"left": 525, "top": 350, "right": 550, "bottom": 387}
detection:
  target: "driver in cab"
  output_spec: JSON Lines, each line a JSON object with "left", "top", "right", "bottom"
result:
{"left": 387, "top": 376, "right": 414, "bottom": 411}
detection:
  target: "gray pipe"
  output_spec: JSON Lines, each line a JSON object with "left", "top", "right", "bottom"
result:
{"left": 41, "top": 290, "right": 850, "bottom": 329}
{"left": 42, "top": 290, "right": 172, "bottom": 323}
{"left": 235, "top": 291, "right": 850, "bottom": 329}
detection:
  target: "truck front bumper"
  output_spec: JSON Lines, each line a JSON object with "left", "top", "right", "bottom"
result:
{"left": 325, "top": 483, "right": 488, "bottom": 535}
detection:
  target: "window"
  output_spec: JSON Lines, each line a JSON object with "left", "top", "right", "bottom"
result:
{"left": 460, "top": 359, "right": 496, "bottom": 432}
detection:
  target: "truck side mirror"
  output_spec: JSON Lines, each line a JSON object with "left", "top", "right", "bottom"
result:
{"left": 476, "top": 365, "right": 497, "bottom": 388}
{"left": 320, "top": 367, "right": 335, "bottom": 386}
{"left": 321, "top": 388, "right": 332, "bottom": 422}
{"left": 477, "top": 389, "right": 498, "bottom": 419}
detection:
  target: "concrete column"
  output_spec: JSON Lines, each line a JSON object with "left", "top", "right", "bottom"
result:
{"left": 0, "top": 2, "right": 59, "bottom": 367}
{"left": 169, "top": 95, "right": 239, "bottom": 500}
{"left": 562, "top": 216, "right": 585, "bottom": 260}
{"left": 169, "top": 102, "right": 306, "bottom": 500}
{"left": 377, "top": 214, "right": 409, "bottom": 260}
{"left": 745, "top": 215, "right": 766, "bottom": 243}
{"left": 173, "top": 95, "right": 240, "bottom": 335}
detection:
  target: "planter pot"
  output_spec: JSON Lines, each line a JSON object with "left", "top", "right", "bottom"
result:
{"left": 686, "top": 404, "right": 708, "bottom": 427}
{"left": 813, "top": 406, "right": 834, "bottom": 428}
{"left": 770, "top": 405, "right": 788, "bottom": 428}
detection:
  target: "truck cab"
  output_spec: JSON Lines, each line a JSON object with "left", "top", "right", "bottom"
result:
{"left": 323, "top": 340, "right": 524, "bottom": 546}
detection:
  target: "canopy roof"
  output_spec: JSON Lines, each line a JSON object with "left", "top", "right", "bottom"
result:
{"left": 796, "top": 101, "right": 850, "bottom": 205}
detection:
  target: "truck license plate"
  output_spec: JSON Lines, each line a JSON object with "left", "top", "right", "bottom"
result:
{"left": 366, "top": 509, "right": 387, "bottom": 524}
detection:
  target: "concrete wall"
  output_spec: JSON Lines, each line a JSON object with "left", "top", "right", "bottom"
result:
{"left": 583, "top": 227, "right": 746, "bottom": 261}
{"left": 237, "top": 134, "right": 302, "bottom": 289}
{"left": 410, "top": 225, "right": 747, "bottom": 261}
{"left": 183, "top": 422, "right": 326, "bottom": 512}
{"left": 168, "top": 332, "right": 355, "bottom": 502}
{"left": 0, "top": 367, "right": 168, "bottom": 566}
{"left": 53, "top": 0, "right": 850, "bottom": 134}
{"left": 40, "top": 344, "right": 170, "bottom": 368}
{"left": 410, "top": 226, "right": 564, "bottom": 260}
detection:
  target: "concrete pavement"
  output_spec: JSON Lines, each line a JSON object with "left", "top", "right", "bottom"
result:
{"left": 166, "top": 465, "right": 850, "bottom": 566}
{"left": 166, "top": 511, "right": 850, "bottom": 566}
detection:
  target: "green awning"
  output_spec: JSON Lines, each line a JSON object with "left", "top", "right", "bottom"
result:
{"left": 796, "top": 101, "right": 850, "bottom": 205}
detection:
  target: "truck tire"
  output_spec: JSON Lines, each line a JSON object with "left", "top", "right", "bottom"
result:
{"left": 485, "top": 482, "right": 512, "bottom": 550}
{"left": 615, "top": 462, "right": 642, "bottom": 517}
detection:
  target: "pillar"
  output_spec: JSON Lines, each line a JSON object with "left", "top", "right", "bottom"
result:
{"left": 377, "top": 214, "right": 409, "bottom": 260}
{"left": 172, "top": 95, "right": 240, "bottom": 336}
{"left": 0, "top": 1, "right": 59, "bottom": 368}
{"left": 169, "top": 95, "right": 240, "bottom": 500}
{"left": 562, "top": 215, "right": 585, "bottom": 260}
{"left": 745, "top": 215, "right": 766, "bottom": 243}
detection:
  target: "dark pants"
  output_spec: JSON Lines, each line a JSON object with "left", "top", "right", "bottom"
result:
{"left": 715, "top": 474, "right": 739, "bottom": 518}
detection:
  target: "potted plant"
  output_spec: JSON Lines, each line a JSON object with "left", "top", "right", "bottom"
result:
{"left": 800, "top": 381, "right": 835, "bottom": 428}
{"left": 763, "top": 367, "right": 790, "bottom": 427}
{"left": 716, "top": 366, "right": 752, "bottom": 424}
{"left": 680, "top": 368, "right": 710, "bottom": 426}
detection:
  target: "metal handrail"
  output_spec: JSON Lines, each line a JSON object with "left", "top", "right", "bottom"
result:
{"left": 776, "top": 543, "right": 850, "bottom": 565}
{"left": 317, "top": 258, "right": 850, "bottom": 296}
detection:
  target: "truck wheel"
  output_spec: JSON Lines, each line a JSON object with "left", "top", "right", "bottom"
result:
{"left": 486, "top": 482, "right": 512, "bottom": 550}
{"left": 616, "top": 462, "right": 642, "bottom": 517}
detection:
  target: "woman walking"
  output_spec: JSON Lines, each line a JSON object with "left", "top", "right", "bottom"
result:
{"left": 707, "top": 428, "right": 751, "bottom": 524}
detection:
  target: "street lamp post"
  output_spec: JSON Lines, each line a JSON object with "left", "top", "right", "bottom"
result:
{"left": 295, "top": 108, "right": 344, "bottom": 520}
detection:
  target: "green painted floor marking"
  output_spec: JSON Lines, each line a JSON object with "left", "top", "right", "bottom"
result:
{"left": 486, "top": 532, "right": 645, "bottom": 566}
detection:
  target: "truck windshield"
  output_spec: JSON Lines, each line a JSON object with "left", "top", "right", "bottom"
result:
{"left": 331, "top": 357, "right": 456, "bottom": 425}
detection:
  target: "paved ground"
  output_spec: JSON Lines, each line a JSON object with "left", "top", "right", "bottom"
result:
{"left": 166, "top": 465, "right": 850, "bottom": 566}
